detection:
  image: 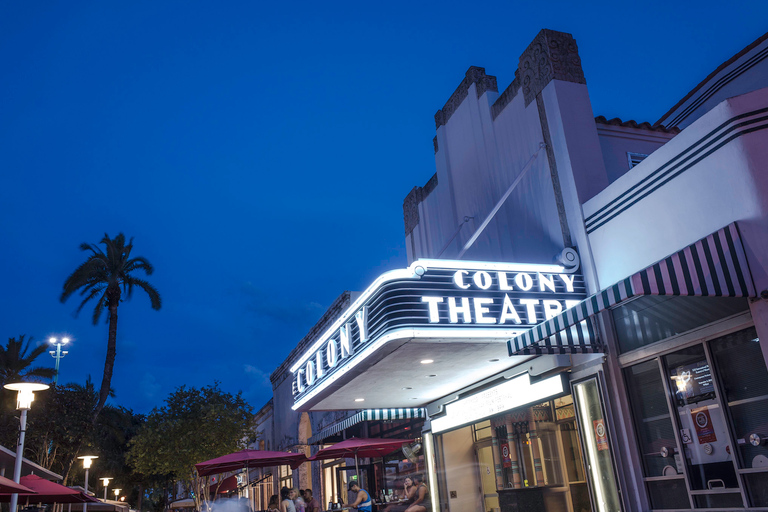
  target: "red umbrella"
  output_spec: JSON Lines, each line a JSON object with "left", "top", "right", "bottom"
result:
{"left": 195, "top": 450, "right": 308, "bottom": 476}
{"left": 0, "top": 475, "right": 99, "bottom": 503}
{"left": 309, "top": 438, "right": 413, "bottom": 479}
{"left": 0, "top": 475, "right": 36, "bottom": 494}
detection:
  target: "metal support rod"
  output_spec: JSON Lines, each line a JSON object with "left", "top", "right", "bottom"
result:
{"left": 53, "top": 344, "right": 61, "bottom": 386}
{"left": 9, "top": 409, "right": 28, "bottom": 512}
{"left": 457, "top": 143, "right": 546, "bottom": 259}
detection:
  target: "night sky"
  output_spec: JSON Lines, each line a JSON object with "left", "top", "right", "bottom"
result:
{"left": 1, "top": 1, "right": 766, "bottom": 413}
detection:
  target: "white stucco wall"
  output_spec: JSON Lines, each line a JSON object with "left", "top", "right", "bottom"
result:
{"left": 596, "top": 124, "right": 676, "bottom": 184}
{"left": 584, "top": 88, "right": 768, "bottom": 291}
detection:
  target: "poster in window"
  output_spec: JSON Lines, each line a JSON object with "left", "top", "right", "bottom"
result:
{"left": 594, "top": 419, "right": 609, "bottom": 451}
{"left": 691, "top": 407, "right": 717, "bottom": 444}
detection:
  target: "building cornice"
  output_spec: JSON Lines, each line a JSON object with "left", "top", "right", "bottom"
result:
{"left": 434, "top": 66, "right": 498, "bottom": 128}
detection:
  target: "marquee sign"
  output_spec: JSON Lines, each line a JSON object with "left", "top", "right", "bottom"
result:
{"left": 290, "top": 259, "right": 584, "bottom": 410}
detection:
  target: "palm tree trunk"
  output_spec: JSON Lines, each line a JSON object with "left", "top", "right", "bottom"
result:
{"left": 94, "top": 291, "right": 119, "bottom": 423}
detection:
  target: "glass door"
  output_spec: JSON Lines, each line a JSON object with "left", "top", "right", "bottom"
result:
{"left": 662, "top": 345, "right": 745, "bottom": 508}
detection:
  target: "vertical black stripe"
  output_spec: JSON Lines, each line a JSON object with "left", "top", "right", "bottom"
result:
{"left": 678, "top": 249, "right": 694, "bottom": 295}
{"left": 701, "top": 239, "right": 722, "bottom": 296}
{"left": 575, "top": 322, "right": 586, "bottom": 350}
{"left": 665, "top": 257, "right": 681, "bottom": 295}
{"left": 689, "top": 245, "right": 709, "bottom": 295}
{"left": 640, "top": 269, "right": 652, "bottom": 294}
{"left": 724, "top": 226, "right": 749, "bottom": 296}
{"left": 653, "top": 264, "right": 667, "bottom": 294}
{"left": 712, "top": 232, "right": 736, "bottom": 296}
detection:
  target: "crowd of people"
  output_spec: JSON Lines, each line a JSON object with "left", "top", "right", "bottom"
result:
{"left": 266, "top": 487, "right": 320, "bottom": 512}
{"left": 264, "top": 475, "right": 429, "bottom": 512}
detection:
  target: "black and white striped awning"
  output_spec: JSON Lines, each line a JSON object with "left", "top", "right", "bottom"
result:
{"left": 308, "top": 408, "right": 425, "bottom": 445}
{"left": 508, "top": 223, "right": 755, "bottom": 356}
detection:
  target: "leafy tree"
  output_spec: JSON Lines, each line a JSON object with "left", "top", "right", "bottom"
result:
{"left": 60, "top": 233, "right": 161, "bottom": 421}
{"left": 25, "top": 377, "right": 105, "bottom": 483}
{"left": 0, "top": 335, "right": 55, "bottom": 385}
{"left": 126, "top": 383, "right": 254, "bottom": 508}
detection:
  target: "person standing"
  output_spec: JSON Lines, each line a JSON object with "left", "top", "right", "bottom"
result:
{"left": 344, "top": 481, "right": 372, "bottom": 512}
{"left": 295, "top": 489, "right": 306, "bottom": 512}
{"left": 279, "top": 487, "right": 296, "bottom": 512}
{"left": 267, "top": 495, "right": 280, "bottom": 512}
{"left": 304, "top": 489, "right": 320, "bottom": 512}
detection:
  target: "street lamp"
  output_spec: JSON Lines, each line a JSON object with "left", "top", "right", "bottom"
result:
{"left": 3, "top": 383, "right": 49, "bottom": 512}
{"left": 113, "top": 488, "right": 121, "bottom": 501}
{"left": 78, "top": 455, "right": 98, "bottom": 512}
{"left": 101, "top": 478, "right": 112, "bottom": 500}
{"left": 48, "top": 337, "right": 70, "bottom": 386}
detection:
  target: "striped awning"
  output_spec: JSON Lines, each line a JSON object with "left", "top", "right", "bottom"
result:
{"left": 508, "top": 223, "right": 755, "bottom": 356}
{"left": 308, "top": 408, "right": 425, "bottom": 445}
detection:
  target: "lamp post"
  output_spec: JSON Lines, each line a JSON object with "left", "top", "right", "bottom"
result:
{"left": 114, "top": 488, "right": 121, "bottom": 501}
{"left": 48, "top": 337, "right": 69, "bottom": 386}
{"left": 3, "top": 383, "right": 49, "bottom": 512}
{"left": 78, "top": 455, "right": 98, "bottom": 512}
{"left": 101, "top": 478, "right": 112, "bottom": 500}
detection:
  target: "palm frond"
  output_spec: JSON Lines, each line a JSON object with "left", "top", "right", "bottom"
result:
{"left": 125, "top": 277, "right": 162, "bottom": 310}
{"left": 91, "top": 293, "right": 107, "bottom": 325}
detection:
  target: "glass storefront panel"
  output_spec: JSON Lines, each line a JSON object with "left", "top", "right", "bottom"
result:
{"left": 662, "top": 345, "right": 739, "bottom": 493}
{"left": 437, "top": 392, "right": 598, "bottom": 512}
{"left": 573, "top": 378, "right": 622, "bottom": 512}
{"left": 612, "top": 296, "right": 748, "bottom": 354}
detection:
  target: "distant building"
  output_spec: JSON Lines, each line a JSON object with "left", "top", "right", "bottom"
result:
{"left": 251, "top": 29, "right": 768, "bottom": 512}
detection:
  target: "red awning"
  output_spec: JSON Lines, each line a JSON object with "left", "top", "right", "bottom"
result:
{"left": 209, "top": 475, "right": 238, "bottom": 494}
{"left": 0, "top": 475, "right": 100, "bottom": 503}
{"left": 309, "top": 438, "right": 412, "bottom": 461}
{"left": 195, "top": 450, "right": 307, "bottom": 476}
{"left": 0, "top": 475, "right": 35, "bottom": 494}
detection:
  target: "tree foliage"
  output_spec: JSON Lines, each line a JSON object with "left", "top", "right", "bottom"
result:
{"left": 0, "top": 335, "right": 56, "bottom": 385}
{"left": 127, "top": 383, "right": 254, "bottom": 493}
{"left": 60, "top": 233, "right": 161, "bottom": 422}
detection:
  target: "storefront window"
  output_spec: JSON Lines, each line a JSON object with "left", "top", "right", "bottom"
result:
{"left": 625, "top": 360, "right": 691, "bottom": 509}
{"left": 436, "top": 392, "right": 594, "bottom": 512}
{"left": 709, "top": 327, "right": 768, "bottom": 507}
{"left": 612, "top": 296, "right": 748, "bottom": 354}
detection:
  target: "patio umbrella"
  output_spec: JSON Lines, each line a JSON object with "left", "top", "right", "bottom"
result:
{"left": 308, "top": 438, "right": 413, "bottom": 481}
{"left": 195, "top": 450, "right": 308, "bottom": 476}
{"left": 0, "top": 474, "right": 99, "bottom": 503}
{"left": 0, "top": 475, "right": 36, "bottom": 494}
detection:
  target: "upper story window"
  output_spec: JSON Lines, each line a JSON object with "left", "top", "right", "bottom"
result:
{"left": 627, "top": 152, "right": 649, "bottom": 169}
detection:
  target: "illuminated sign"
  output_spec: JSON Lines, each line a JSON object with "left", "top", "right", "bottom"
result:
{"left": 290, "top": 259, "right": 583, "bottom": 410}
{"left": 430, "top": 373, "right": 566, "bottom": 433}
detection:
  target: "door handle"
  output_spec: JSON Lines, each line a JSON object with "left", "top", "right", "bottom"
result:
{"left": 707, "top": 479, "right": 725, "bottom": 490}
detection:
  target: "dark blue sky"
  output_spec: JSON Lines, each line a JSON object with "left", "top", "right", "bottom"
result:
{"left": 1, "top": 1, "right": 766, "bottom": 413}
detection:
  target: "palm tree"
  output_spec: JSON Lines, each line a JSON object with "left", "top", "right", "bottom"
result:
{"left": 0, "top": 335, "right": 56, "bottom": 385}
{"left": 61, "top": 233, "right": 161, "bottom": 422}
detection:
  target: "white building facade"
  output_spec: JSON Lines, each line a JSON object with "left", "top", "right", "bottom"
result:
{"left": 255, "top": 29, "right": 768, "bottom": 512}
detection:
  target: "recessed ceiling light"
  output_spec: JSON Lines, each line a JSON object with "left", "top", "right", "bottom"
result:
{"left": 420, "top": 359, "right": 434, "bottom": 364}
{"left": 427, "top": 374, "right": 437, "bottom": 378}
{"left": 402, "top": 387, "right": 412, "bottom": 390}
{"left": 489, "top": 358, "right": 499, "bottom": 362}
{"left": 354, "top": 398, "right": 365, "bottom": 402}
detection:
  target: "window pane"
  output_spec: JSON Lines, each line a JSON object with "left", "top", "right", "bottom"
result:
{"left": 625, "top": 360, "right": 680, "bottom": 477}
{"left": 612, "top": 296, "right": 748, "bottom": 353}
{"left": 646, "top": 479, "right": 690, "bottom": 509}
{"left": 743, "top": 471, "right": 768, "bottom": 507}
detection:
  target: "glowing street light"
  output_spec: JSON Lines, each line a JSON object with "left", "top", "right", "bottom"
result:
{"left": 113, "top": 488, "right": 121, "bottom": 500}
{"left": 4, "top": 383, "right": 49, "bottom": 512}
{"left": 78, "top": 455, "right": 98, "bottom": 512}
{"left": 101, "top": 478, "right": 112, "bottom": 500}
{"left": 48, "top": 337, "right": 70, "bottom": 386}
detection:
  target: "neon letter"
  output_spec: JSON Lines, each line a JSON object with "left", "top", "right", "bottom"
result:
{"left": 499, "top": 295, "right": 522, "bottom": 324}
{"left": 326, "top": 339, "right": 338, "bottom": 368}
{"left": 543, "top": 300, "right": 563, "bottom": 320}
{"left": 538, "top": 273, "right": 556, "bottom": 293}
{"left": 559, "top": 274, "right": 575, "bottom": 293}
{"left": 498, "top": 272, "right": 514, "bottom": 291}
{"left": 472, "top": 271, "right": 492, "bottom": 290}
{"left": 473, "top": 298, "right": 496, "bottom": 324}
{"left": 340, "top": 325, "right": 352, "bottom": 358}
{"left": 355, "top": 308, "right": 368, "bottom": 343}
{"left": 448, "top": 297, "right": 472, "bottom": 323}
{"left": 421, "top": 296, "right": 443, "bottom": 323}
{"left": 453, "top": 270, "right": 471, "bottom": 289}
